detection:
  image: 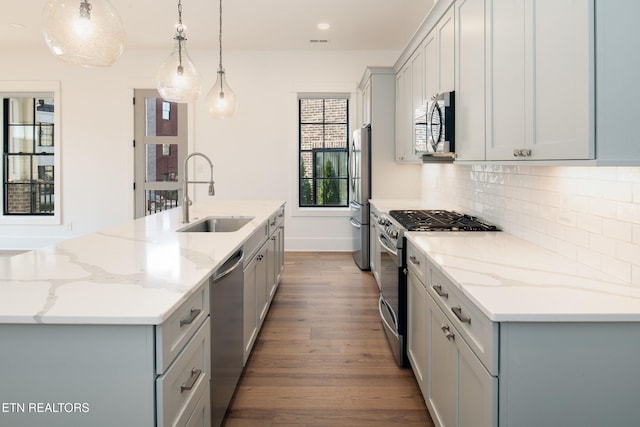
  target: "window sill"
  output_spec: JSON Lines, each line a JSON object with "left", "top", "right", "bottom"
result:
{"left": 292, "top": 206, "right": 352, "bottom": 218}
{"left": 0, "top": 215, "right": 60, "bottom": 226}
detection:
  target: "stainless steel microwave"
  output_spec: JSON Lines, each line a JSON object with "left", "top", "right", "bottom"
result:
{"left": 419, "top": 91, "right": 455, "bottom": 159}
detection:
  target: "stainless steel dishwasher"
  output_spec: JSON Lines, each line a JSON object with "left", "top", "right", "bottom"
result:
{"left": 210, "top": 248, "right": 244, "bottom": 427}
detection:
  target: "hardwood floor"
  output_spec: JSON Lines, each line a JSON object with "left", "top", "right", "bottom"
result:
{"left": 225, "top": 252, "right": 434, "bottom": 427}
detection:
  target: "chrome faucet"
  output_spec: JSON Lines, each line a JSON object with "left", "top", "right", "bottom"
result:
{"left": 182, "top": 152, "right": 215, "bottom": 223}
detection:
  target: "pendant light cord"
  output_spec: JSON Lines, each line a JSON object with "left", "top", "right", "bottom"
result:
{"left": 218, "top": 0, "right": 223, "bottom": 70}
{"left": 176, "top": 0, "right": 184, "bottom": 71}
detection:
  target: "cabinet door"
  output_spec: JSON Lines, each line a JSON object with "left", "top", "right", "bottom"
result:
{"left": 395, "top": 64, "right": 418, "bottom": 162}
{"left": 455, "top": 0, "right": 486, "bottom": 160}
{"left": 528, "top": 0, "right": 593, "bottom": 160}
{"left": 485, "top": 0, "right": 527, "bottom": 160}
{"left": 458, "top": 332, "right": 497, "bottom": 427}
{"left": 267, "top": 233, "right": 278, "bottom": 300}
{"left": 257, "top": 248, "right": 270, "bottom": 326}
{"left": 411, "top": 47, "right": 425, "bottom": 116}
{"left": 407, "top": 270, "right": 429, "bottom": 398}
{"left": 423, "top": 31, "right": 438, "bottom": 101}
{"left": 243, "top": 256, "right": 258, "bottom": 365}
{"left": 369, "top": 216, "right": 381, "bottom": 289}
{"left": 362, "top": 79, "right": 372, "bottom": 126}
{"left": 428, "top": 295, "right": 457, "bottom": 427}
{"left": 438, "top": 6, "right": 455, "bottom": 93}
{"left": 275, "top": 225, "right": 285, "bottom": 284}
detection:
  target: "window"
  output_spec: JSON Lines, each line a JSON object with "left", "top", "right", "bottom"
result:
{"left": 2, "top": 96, "right": 56, "bottom": 216}
{"left": 298, "top": 96, "right": 349, "bottom": 207}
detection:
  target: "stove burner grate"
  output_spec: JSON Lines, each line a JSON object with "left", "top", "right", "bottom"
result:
{"left": 388, "top": 209, "right": 499, "bottom": 232}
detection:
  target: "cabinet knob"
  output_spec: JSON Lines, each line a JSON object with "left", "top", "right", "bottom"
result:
{"left": 441, "top": 325, "right": 455, "bottom": 341}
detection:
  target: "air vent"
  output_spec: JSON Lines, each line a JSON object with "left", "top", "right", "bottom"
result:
{"left": 309, "top": 39, "right": 330, "bottom": 44}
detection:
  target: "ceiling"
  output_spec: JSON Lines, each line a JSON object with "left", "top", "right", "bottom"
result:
{"left": 1, "top": 0, "right": 435, "bottom": 51}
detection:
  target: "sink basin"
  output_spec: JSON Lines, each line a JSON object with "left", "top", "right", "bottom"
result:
{"left": 178, "top": 216, "right": 254, "bottom": 233}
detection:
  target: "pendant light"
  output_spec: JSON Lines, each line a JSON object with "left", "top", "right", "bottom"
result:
{"left": 156, "top": 0, "right": 201, "bottom": 103}
{"left": 42, "top": 0, "right": 125, "bottom": 67}
{"left": 205, "top": 0, "right": 237, "bottom": 118}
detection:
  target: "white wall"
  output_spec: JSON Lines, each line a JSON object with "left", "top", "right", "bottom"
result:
{"left": 0, "top": 44, "right": 404, "bottom": 250}
{"left": 421, "top": 163, "right": 640, "bottom": 285}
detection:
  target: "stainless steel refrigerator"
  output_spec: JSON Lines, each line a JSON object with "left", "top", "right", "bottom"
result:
{"left": 349, "top": 124, "right": 371, "bottom": 270}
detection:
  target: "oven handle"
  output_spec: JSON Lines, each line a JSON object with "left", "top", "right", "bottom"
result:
{"left": 378, "top": 295, "right": 399, "bottom": 339}
{"left": 378, "top": 234, "right": 398, "bottom": 257}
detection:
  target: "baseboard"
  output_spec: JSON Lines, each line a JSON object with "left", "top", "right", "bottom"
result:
{"left": 285, "top": 237, "right": 354, "bottom": 252}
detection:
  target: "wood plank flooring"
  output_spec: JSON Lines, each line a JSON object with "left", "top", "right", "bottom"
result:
{"left": 225, "top": 252, "right": 434, "bottom": 427}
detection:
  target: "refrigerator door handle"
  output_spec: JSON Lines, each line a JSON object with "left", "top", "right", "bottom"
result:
{"left": 349, "top": 218, "right": 361, "bottom": 229}
{"left": 349, "top": 200, "right": 361, "bottom": 210}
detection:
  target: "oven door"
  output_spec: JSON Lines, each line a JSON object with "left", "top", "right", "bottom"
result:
{"left": 377, "top": 232, "right": 404, "bottom": 366}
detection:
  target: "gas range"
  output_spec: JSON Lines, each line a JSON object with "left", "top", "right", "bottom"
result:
{"left": 374, "top": 207, "right": 499, "bottom": 368}
{"left": 389, "top": 209, "right": 499, "bottom": 232}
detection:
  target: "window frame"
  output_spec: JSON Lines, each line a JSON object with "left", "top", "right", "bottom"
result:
{"left": 298, "top": 94, "right": 351, "bottom": 209}
{"left": 0, "top": 81, "right": 61, "bottom": 225}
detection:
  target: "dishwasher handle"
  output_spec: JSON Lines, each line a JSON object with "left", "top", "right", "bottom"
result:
{"left": 213, "top": 249, "right": 244, "bottom": 283}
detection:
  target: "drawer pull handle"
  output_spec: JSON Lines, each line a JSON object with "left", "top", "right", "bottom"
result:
{"left": 179, "top": 308, "right": 201, "bottom": 327}
{"left": 433, "top": 284, "right": 448, "bottom": 299}
{"left": 452, "top": 306, "right": 471, "bottom": 324}
{"left": 441, "top": 325, "right": 455, "bottom": 341}
{"left": 180, "top": 368, "right": 202, "bottom": 393}
{"left": 409, "top": 255, "right": 420, "bottom": 265}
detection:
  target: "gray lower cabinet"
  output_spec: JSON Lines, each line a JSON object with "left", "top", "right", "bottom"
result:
{"left": 0, "top": 283, "right": 211, "bottom": 427}
{"left": 408, "top": 240, "right": 495, "bottom": 427}
{"left": 426, "top": 291, "right": 497, "bottom": 427}
{"left": 406, "top": 238, "right": 640, "bottom": 426}
{"left": 243, "top": 205, "right": 285, "bottom": 365}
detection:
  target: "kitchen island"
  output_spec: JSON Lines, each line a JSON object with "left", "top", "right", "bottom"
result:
{"left": 0, "top": 200, "right": 285, "bottom": 427}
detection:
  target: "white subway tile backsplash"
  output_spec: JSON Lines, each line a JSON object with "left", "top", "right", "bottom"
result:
{"left": 602, "top": 256, "right": 632, "bottom": 283}
{"left": 422, "top": 164, "right": 640, "bottom": 284}
{"left": 602, "top": 219, "right": 632, "bottom": 242}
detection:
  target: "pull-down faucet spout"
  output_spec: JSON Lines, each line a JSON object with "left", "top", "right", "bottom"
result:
{"left": 182, "top": 152, "right": 215, "bottom": 223}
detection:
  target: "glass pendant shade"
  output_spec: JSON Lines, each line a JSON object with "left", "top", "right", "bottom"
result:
{"left": 205, "top": 69, "right": 237, "bottom": 118}
{"left": 42, "top": 0, "right": 125, "bottom": 67}
{"left": 156, "top": 33, "right": 201, "bottom": 103}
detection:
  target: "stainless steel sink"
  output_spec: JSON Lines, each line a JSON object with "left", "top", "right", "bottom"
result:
{"left": 177, "top": 216, "right": 254, "bottom": 233}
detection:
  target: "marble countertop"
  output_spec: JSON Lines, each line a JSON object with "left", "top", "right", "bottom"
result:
{"left": 0, "top": 200, "right": 284, "bottom": 325}
{"left": 407, "top": 232, "right": 640, "bottom": 322}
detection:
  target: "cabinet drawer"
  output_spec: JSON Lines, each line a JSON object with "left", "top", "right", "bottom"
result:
{"left": 268, "top": 205, "right": 285, "bottom": 236}
{"left": 406, "top": 242, "right": 427, "bottom": 286}
{"left": 157, "top": 317, "right": 210, "bottom": 427}
{"left": 428, "top": 267, "right": 498, "bottom": 375}
{"left": 184, "top": 385, "right": 211, "bottom": 427}
{"left": 244, "top": 222, "right": 268, "bottom": 262}
{"left": 156, "top": 282, "right": 210, "bottom": 374}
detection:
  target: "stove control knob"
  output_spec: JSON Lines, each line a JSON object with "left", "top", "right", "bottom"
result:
{"left": 389, "top": 229, "right": 399, "bottom": 239}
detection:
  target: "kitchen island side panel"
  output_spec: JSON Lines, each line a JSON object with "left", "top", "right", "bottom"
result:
{"left": 499, "top": 322, "right": 640, "bottom": 427}
{"left": 0, "top": 324, "right": 155, "bottom": 427}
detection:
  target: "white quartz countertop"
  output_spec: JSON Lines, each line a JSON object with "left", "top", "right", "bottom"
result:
{"left": 0, "top": 200, "right": 284, "bottom": 325}
{"left": 406, "top": 232, "right": 640, "bottom": 322}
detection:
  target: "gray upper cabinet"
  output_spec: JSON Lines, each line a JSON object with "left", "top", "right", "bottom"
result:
{"left": 401, "top": 0, "right": 640, "bottom": 165}
{"left": 454, "top": 0, "right": 486, "bottom": 161}
{"left": 485, "top": 0, "right": 594, "bottom": 161}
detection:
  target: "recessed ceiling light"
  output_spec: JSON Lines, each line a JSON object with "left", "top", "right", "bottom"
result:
{"left": 8, "top": 23, "right": 26, "bottom": 29}
{"left": 317, "top": 23, "right": 330, "bottom": 30}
